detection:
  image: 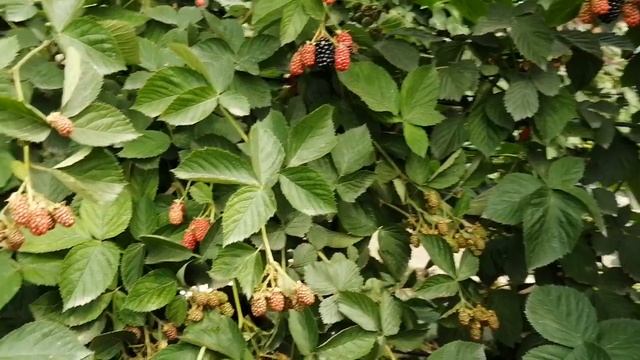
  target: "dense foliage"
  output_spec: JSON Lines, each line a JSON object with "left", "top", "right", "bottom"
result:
{"left": 1, "top": 0, "right": 640, "bottom": 359}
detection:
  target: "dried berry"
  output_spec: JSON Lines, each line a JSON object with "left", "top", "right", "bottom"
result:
{"left": 52, "top": 204, "right": 75, "bottom": 227}
{"left": 162, "top": 323, "right": 179, "bottom": 341}
{"left": 28, "top": 207, "right": 54, "bottom": 236}
{"left": 334, "top": 44, "right": 351, "bottom": 72}
{"left": 8, "top": 194, "right": 31, "bottom": 226}
{"left": 295, "top": 282, "right": 315, "bottom": 306}
{"left": 251, "top": 294, "right": 268, "bottom": 317}
{"left": 182, "top": 231, "right": 198, "bottom": 250}
{"left": 189, "top": 218, "right": 211, "bottom": 242}
{"left": 46, "top": 112, "right": 74, "bottom": 138}
{"left": 315, "top": 38, "right": 335, "bottom": 68}
{"left": 300, "top": 42, "right": 316, "bottom": 67}
{"left": 289, "top": 51, "right": 305, "bottom": 76}
{"left": 267, "top": 290, "right": 286, "bottom": 312}
{"left": 168, "top": 200, "right": 186, "bottom": 225}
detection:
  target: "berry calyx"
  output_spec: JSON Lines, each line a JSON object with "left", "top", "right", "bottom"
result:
{"left": 52, "top": 204, "right": 75, "bottom": 227}
{"left": 251, "top": 293, "right": 268, "bottom": 317}
{"left": 8, "top": 194, "right": 31, "bottom": 226}
{"left": 168, "top": 200, "right": 186, "bottom": 225}
{"left": 300, "top": 42, "right": 316, "bottom": 68}
{"left": 189, "top": 218, "right": 211, "bottom": 242}
{"left": 182, "top": 231, "right": 198, "bottom": 250}
{"left": 623, "top": 2, "right": 640, "bottom": 27}
{"left": 289, "top": 51, "right": 305, "bottom": 77}
{"left": 267, "top": 289, "right": 286, "bottom": 312}
{"left": 46, "top": 112, "right": 74, "bottom": 138}
{"left": 334, "top": 44, "right": 351, "bottom": 72}
{"left": 28, "top": 207, "right": 54, "bottom": 236}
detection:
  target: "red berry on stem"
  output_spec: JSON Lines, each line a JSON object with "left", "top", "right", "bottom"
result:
{"left": 28, "top": 207, "right": 54, "bottom": 236}
{"left": 578, "top": 2, "right": 596, "bottom": 23}
{"left": 335, "top": 31, "right": 353, "bottom": 50}
{"left": 189, "top": 218, "right": 211, "bottom": 242}
{"left": 8, "top": 194, "right": 31, "bottom": 226}
{"left": 289, "top": 51, "right": 305, "bottom": 76}
{"left": 46, "top": 112, "right": 74, "bottom": 138}
{"left": 195, "top": 0, "right": 207, "bottom": 8}
{"left": 324, "top": 0, "right": 336, "bottom": 5}
{"left": 300, "top": 42, "right": 316, "bottom": 68}
{"left": 623, "top": 2, "right": 640, "bottom": 27}
{"left": 52, "top": 204, "right": 75, "bottom": 227}
{"left": 182, "top": 231, "right": 198, "bottom": 250}
{"left": 590, "top": 0, "right": 611, "bottom": 15}
{"left": 334, "top": 44, "right": 351, "bottom": 72}
{"left": 168, "top": 200, "right": 186, "bottom": 225}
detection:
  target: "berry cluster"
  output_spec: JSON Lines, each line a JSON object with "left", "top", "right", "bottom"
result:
{"left": 1, "top": 192, "right": 76, "bottom": 250}
{"left": 458, "top": 305, "right": 500, "bottom": 341}
{"left": 186, "top": 289, "right": 234, "bottom": 322}
{"left": 46, "top": 112, "right": 74, "bottom": 138}
{"left": 289, "top": 31, "right": 354, "bottom": 76}
{"left": 579, "top": 0, "right": 640, "bottom": 26}
{"left": 250, "top": 281, "right": 315, "bottom": 317}
{"left": 167, "top": 196, "right": 214, "bottom": 251}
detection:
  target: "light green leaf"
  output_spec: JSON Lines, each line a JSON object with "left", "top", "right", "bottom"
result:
{"left": 317, "top": 326, "right": 377, "bottom": 360}
{"left": 181, "top": 312, "right": 251, "bottom": 360}
{"left": 209, "top": 243, "right": 264, "bottom": 297}
{"left": 0, "top": 254, "right": 21, "bottom": 310}
{"left": 222, "top": 186, "right": 277, "bottom": 245}
{"left": 524, "top": 189, "right": 585, "bottom": 269}
{"left": 61, "top": 293, "right": 112, "bottom": 327}
{"left": 20, "top": 225, "right": 92, "bottom": 253}
{"left": 279, "top": 166, "right": 336, "bottom": 216}
{"left": 159, "top": 86, "right": 218, "bottom": 126}
{"left": 534, "top": 90, "right": 576, "bottom": 142}
{"left": 414, "top": 274, "right": 459, "bottom": 300}
{"left": 287, "top": 105, "right": 337, "bottom": 167}
{"left": 338, "top": 292, "right": 380, "bottom": 332}
{"left": 546, "top": 157, "right": 585, "bottom": 188}
{"left": 566, "top": 343, "right": 610, "bottom": 360}
{"left": 525, "top": 285, "right": 598, "bottom": 347}
{"left": 17, "top": 253, "right": 63, "bottom": 286}
{"left": 120, "top": 244, "right": 145, "bottom": 291}
{"left": 0, "top": 96, "right": 50, "bottom": 142}
{"left": 100, "top": 20, "right": 139, "bottom": 64}
{"left": 331, "top": 125, "right": 375, "bottom": 176}
{"left": 483, "top": 173, "right": 544, "bottom": 225}
{"left": 59, "top": 241, "right": 120, "bottom": 310}
{"left": 166, "top": 297, "right": 188, "bottom": 326}
{"left": 421, "top": 235, "right": 456, "bottom": 276}
{"left": 457, "top": 250, "right": 479, "bottom": 280}
{"left": 0, "top": 36, "right": 19, "bottom": 69}
{"left": 430, "top": 341, "right": 486, "bottom": 360}
{"left": 375, "top": 39, "right": 420, "bottom": 71}
{"left": 118, "top": 130, "right": 171, "bottom": 159}
{"left": 307, "top": 224, "right": 362, "bottom": 249}
{"left": 173, "top": 148, "right": 258, "bottom": 185}
{"left": 124, "top": 269, "right": 178, "bottom": 312}
{"left": 230, "top": 73, "right": 271, "bottom": 108}
{"left": 219, "top": 90, "right": 251, "bottom": 117}
{"left": 403, "top": 122, "right": 429, "bottom": 157}
{"left": 380, "top": 292, "right": 402, "bottom": 336}
{"left": 80, "top": 190, "right": 132, "bottom": 240}
{"left": 439, "top": 60, "right": 479, "bottom": 102}
{"left": 336, "top": 170, "right": 376, "bottom": 203}
{"left": 378, "top": 227, "right": 410, "bottom": 280}
{"left": 71, "top": 103, "right": 140, "bottom": 147}
{"left": 510, "top": 15, "right": 554, "bottom": 68}
{"left": 189, "top": 183, "right": 213, "bottom": 205}
{"left": 41, "top": 0, "right": 83, "bottom": 32}
{"left": 288, "top": 308, "right": 318, "bottom": 356}
{"left": 143, "top": 5, "right": 177, "bottom": 24}
{"left": 597, "top": 319, "right": 640, "bottom": 360}
{"left": 304, "top": 254, "right": 364, "bottom": 295}
{"left": 531, "top": 68, "right": 562, "bottom": 96}
{"left": 504, "top": 77, "right": 539, "bottom": 121}
{"left": 280, "top": 0, "right": 309, "bottom": 44}
{"left": 133, "top": 67, "right": 208, "bottom": 117}
{"left": 523, "top": 345, "right": 572, "bottom": 360}
{"left": 61, "top": 46, "right": 103, "bottom": 117}
{"left": 249, "top": 122, "right": 285, "bottom": 185}
{"left": 338, "top": 61, "right": 400, "bottom": 114}
{"left": 252, "top": 0, "right": 289, "bottom": 24}
{"left": 0, "top": 321, "right": 92, "bottom": 360}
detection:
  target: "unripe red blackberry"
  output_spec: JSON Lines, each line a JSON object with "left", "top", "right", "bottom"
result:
{"left": 334, "top": 44, "right": 351, "bottom": 72}
{"left": 189, "top": 218, "right": 211, "bottom": 242}
{"left": 162, "top": 323, "right": 179, "bottom": 341}
{"left": 182, "top": 231, "right": 198, "bottom": 250}
{"left": 46, "top": 112, "right": 74, "bottom": 138}
{"left": 598, "top": 0, "right": 623, "bottom": 22}
{"left": 295, "top": 282, "right": 315, "bottom": 306}
{"left": 267, "top": 289, "right": 286, "bottom": 312}
{"left": 300, "top": 42, "right": 316, "bottom": 68}
{"left": 52, "top": 204, "right": 75, "bottom": 227}
{"left": 324, "top": 0, "right": 336, "bottom": 4}
{"left": 335, "top": 31, "right": 353, "bottom": 50}
{"left": 289, "top": 51, "right": 304, "bottom": 76}
{"left": 623, "top": 2, "right": 640, "bottom": 27}
{"left": 578, "top": 2, "right": 596, "bottom": 23}
{"left": 168, "top": 200, "right": 186, "bottom": 225}
{"left": 315, "top": 38, "right": 335, "bottom": 68}
{"left": 591, "top": 0, "right": 611, "bottom": 15}
{"left": 6, "top": 229, "right": 25, "bottom": 251}
{"left": 195, "top": 0, "right": 207, "bottom": 8}
{"left": 8, "top": 194, "right": 31, "bottom": 226}
{"left": 28, "top": 207, "right": 54, "bottom": 236}
{"left": 251, "top": 294, "right": 267, "bottom": 317}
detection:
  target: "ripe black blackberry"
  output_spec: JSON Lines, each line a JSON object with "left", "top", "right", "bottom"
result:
{"left": 315, "top": 38, "right": 335, "bottom": 68}
{"left": 599, "top": 0, "right": 624, "bottom": 23}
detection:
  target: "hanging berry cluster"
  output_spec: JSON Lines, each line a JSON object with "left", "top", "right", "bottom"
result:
{"left": 251, "top": 281, "right": 315, "bottom": 317}
{"left": 289, "top": 30, "right": 355, "bottom": 76}
{"left": 1, "top": 191, "right": 76, "bottom": 251}
{"left": 457, "top": 305, "right": 500, "bottom": 341}
{"left": 167, "top": 192, "right": 214, "bottom": 251}
{"left": 578, "top": 0, "right": 640, "bottom": 27}
{"left": 185, "top": 287, "right": 234, "bottom": 322}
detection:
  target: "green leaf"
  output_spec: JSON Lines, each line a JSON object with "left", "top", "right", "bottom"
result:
{"left": 0, "top": 254, "right": 21, "bottom": 310}
{"left": 249, "top": 122, "right": 285, "bottom": 185}
{"left": 457, "top": 250, "right": 479, "bottom": 280}
{"left": 545, "top": 0, "right": 584, "bottom": 26}
{"left": 133, "top": 67, "right": 209, "bottom": 117}
{"left": 510, "top": 15, "right": 554, "bottom": 68}
{"left": 377, "top": 227, "right": 410, "bottom": 280}
{"left": 487, "top": 290, "right": 524, "bottom": 347}
{"left": 337, "top": 201, "right": 378, "bottom": 236}
{"left": 154, "top": 344, "right": 214, "bottom": 360}
{"left": 71, "top": 103, "right": 139, "bottom": 147}
{"left": 403, "top": 123, "right": 429, "bottom": 157}
{"left": 380, "top": 292, "right": 402, "bottom": 336}
{"left": 566, "top": 343, "right": 611, "bottom": 360}
{"left": 288, "top": 308, "right": 319, "bottom": 356}
{"left": 61, "top": 293, "right": 112, "bottom": 327}
{"left": 430, "top": 341, "right": 486, "bottom": 360}
{"left": 286, "top": 105, "right": 337, "bottom": 167}
{"left": 159, "top": 86, "right": 218, "bottom": 126}
{"left": 331, "top": 125, "right": 375, "bottom": 176}
{"left": 209, "top": 243, "right": 264, "bottom": 297}
{"left": 304, "top": 254, "right": 364, "bottom": 295}
{"left": 189, "top": 183, "right": 213, "bottom": 205}
{"left": 597, "top": 319, "right": 640, "bottom": 360}
{"left": 120, "top": 244, "right": 145, "bottom": 291}
{"left": 524, "top": 189, "right": 585, "bottom": 269}
{"left": 420, "top": 235, "right": 456, "bottom": 277}
{"left": 80, "top": 191, "right": 132, "bottom": 240}
{"left": 59, "top": 241, "right": 120, "bottom": 310}
{"left": 61, "top": 46, "right": 103, "bottom": 117}
{"left": 181, "top": 312, "right": 251, "bottom": 360}
{"left": 429, "top": 117, "right": 468, "bottom": 160}
{"left": 414, "top": 274, "right": 459, "bottom": 300}
{"left": 483, "top": 173, "right": 544, "bottom": 225}
{"left": 173, "top": 148, "right": 258, "bottom": 185}
{"left": 307, "top": 224, "right": 362, "bottom": 249}
{"left": 17, "top": 253, "right": 63, "bottom": 286}
{"left": 337, "top": 292, "right": 380, "bottom": 332}
{"left": 504, "top": 77, "right": 539, "bottom": 121}
{"left": 375, "top": 39, "right": 420, "bottom": 71}
{"left": 525, "top": 285, "right": 598, "bottom": 347}
{"left": 280, "top": 0, "right": 309, "bottom": 44}
{"left": 20, "top": 225, "right": 92, "bottom": 253}
{"left": 523, "top": 345, "right": 571, "bottom": 360}
{"left": 534, "top": 90, "right": 576, "bottom": 142}
{"left": 219, "top": 91, "right": 250, "bottom": 117}
{"left": 338, "top": 61, "right": 400, "bottom": 114}
{"left": 0, "top": 36, "right": 19, "bottom": 69}
{"left": 531, "top": 68, "right": 562, "bottom": 96}
{"left": 252, "top": 0, "right": 289, "bottom": 24}
{"left": 58, "top": 18, "right": 125, "bottom": 75}
{"left": 0, "top": 97, "right": 50, "bottom": 142}
{"left": 118, "top": 130, "right": 171, "bottom": 159}
{"left": 336, "top": 171, "right": 376, "bottom": 203}
{"left": 439, "top": 60, "right": 479, "bottom": 102}
{"left": 316, "top": 326, "right": 377, "bottom": 360}
{"left": 279, "top": 166, "right": 336, "bottom": 216}
{"left": 230, "top": 73, "right": 271, "bottom": 108}
{"left": 41, "top": 0, "right": 83, "bottom": 31}
{"left": 546, "top": 157, "right": 585, "bottom": 188}
{"left": 100, "top": 20, "right": 139, "bottom": 65}
{"left": 222, "top": 186, "right": 277, "bottom": 245}
{"left": 165, "top": 297, "right": 188, "bottom": 326}
{"left": 0, "top": 320, "right": 92, "bottom": 360}
{"left": 428, "top": 149, "right": 467, "bottom": 189}
{"left": 467, "top": 104, "right": 510, "bottom": 157}
{"left": 124, "top": 269, "right": 178, "bottom": 312}
{"left": 473, "top": 4, "right": 513, "bottom": 35}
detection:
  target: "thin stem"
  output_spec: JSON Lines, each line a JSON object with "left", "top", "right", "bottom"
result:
{"left": 22, "top": 145, "right": 32, "bottom": 201}
{"left": 385, "top": 345, "right": 397, "bottom": 360}
{"left": 11, "top": 40, "right": 51, "bottom": 102}
{"left": 220, "top": 107, "right": 249, "bottom": 142}
{"left": 260, "top": 226, "right": 276, "bottom": 264}
{"left": 317, "top": 251, "right": 330, "bottom": 263}
{"left": 196, "top": 346, "right": 206, "bottom": 360}
{"left": 373, "top": 141, "right": 407, "bottom": 181}
{"left": 380, "top": 200, "right": 412, "bottom": 218}
{"left": 232, "top": 280, "right": 244, "bottom": 330}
